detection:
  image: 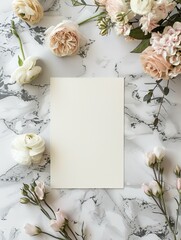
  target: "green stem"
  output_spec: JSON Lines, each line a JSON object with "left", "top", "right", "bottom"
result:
{"left": 43, "top": 199, "right": 56, "bottom": 219}
{"left": 78, "top": 12, "right": 105, "bottom": 26}
{"left": 67, "top": 225, "right": 78, "bottom": 240}
{"left": 11, "top": 20, "right": 25, "bottom": 61}
{"left": 41, "top": 231, "right": 65, "bottom": 240}
{"left": 174, "top": 193, "right": 181, "bottom": 235}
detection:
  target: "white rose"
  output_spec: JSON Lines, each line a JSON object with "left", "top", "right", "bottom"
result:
{"left": 11, "top": 56, "right": 42, "bottom": 85}
{"left": 130, "top": 0, "right": 153, "bottom": 15}
{"left": 11, "top": 133, "right": 45, "bottom": 165}
{"left": 12, "top": 0, "right": 43, "bottom": 25}
{"left": 45, "top": 20, "right": 86, "bottom": 57}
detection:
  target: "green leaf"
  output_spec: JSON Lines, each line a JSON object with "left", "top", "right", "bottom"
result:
{"left": 153, "top": 117, "right": 159, "bottom": 127}
{"left": 143, "top": 91, "right": 153, "bottom": 103}
{"left": 164, "top": 87, "right": 169, "bottom": 95}
{"left": 131, "top": 39, "right": 150, "bottom": 53}
{"left": 130, "top": 27, "right": 151, "bottom": 40}
{"left": 18, "top": 55, "right": 23, "bottom": 66}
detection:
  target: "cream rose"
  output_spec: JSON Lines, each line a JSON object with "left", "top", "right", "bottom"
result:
{"left": 12, "top": 0, "right": 43, "bottom": 25}
{"left": 11, "top": 133, "right": 45, "bottom": 165}
{"left": 140, "top": 46, "right": 172, "bottom": 80}
{"left": 45, "top": 20, "right": 85, "bottom": 57}
{"left": 130, "top": 0, "right": 153, "bottom": 15}
{"left": 11, "top": 56, "right": 42, "bottom": 85}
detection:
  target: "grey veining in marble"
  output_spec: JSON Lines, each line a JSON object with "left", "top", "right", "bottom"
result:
{"left": 0, "top": 1, "right": 181, "bottom": 240}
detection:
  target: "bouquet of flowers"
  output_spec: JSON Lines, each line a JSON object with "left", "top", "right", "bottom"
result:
{"left": 72, "top": 0, "right": 181, "bottom": 125}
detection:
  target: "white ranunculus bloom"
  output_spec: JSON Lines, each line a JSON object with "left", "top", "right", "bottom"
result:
{"left": 45, "top": 20, "right": 86, "bottom": 57}
{"left": 11, "top": 56, "right": 42, "bottom": 85}
{"left": 12, "top": 0, "right": 43, "bottom": 25}
{"left": 11, "top": 133, "right": 45, "bottom": 165}
{"left": 130, "top": 0, "right": 153, "bottom": 15}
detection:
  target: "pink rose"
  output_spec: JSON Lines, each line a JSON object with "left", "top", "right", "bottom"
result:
{"left": 177, "top": 178, "right": 181, "bottom": 192}
{"left": 34, "top": 181, "right": 45, "bottom": 200}
{"left": 140, "top": 46, "right": 172, "bottom": 80}
{"left": 50, "top": 210, "right": 66, "bottom": 232}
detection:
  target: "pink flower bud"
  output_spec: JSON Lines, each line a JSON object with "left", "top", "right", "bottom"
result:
{"left": 50, "top": 210, "right": 66, "bottom": 232}
{"left": 24, "top": 223, "right": 41, "bottom": 236}
{"left": 177, "top": 178, "right": 181, "bottom": 192}
{"left": 149, "top": 180, "right": 162, "bottom": 196}
{"left": 142, "top": 183, "right": 151, "bottom": 196}
{"left": 34, "top": 181, "right": 45, "bottom": 200}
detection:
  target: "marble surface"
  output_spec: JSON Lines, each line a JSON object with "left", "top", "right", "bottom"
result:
{"left": 0, "top": 1, "right": 181, "bottom": 239}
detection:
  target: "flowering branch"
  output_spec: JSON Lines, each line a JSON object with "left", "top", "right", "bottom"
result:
{"left": 143, "top": 147, "right": 181, "bottom": 239}
{"left": 20, "top": 181, "right": 86, "bottom": 240}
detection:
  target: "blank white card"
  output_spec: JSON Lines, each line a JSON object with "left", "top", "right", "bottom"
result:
{"left": 51, "top": 78, "right": 124, "bottom": 188}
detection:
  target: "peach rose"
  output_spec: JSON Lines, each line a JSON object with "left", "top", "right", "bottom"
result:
{"left": 140, "top": 46, "right": 172, "bottom": 80}
{"left": 12, "top": 0, "right": 43, "bottom": 25}
{"left": 45, "top": 20, "right": 85, "bottom": 57}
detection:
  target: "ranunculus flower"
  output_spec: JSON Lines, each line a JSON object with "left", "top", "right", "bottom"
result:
{"left": 130, "top": 0, "right": 153, "bottom": 15}
{"left": 11, "top": 56, "right": 42, "bottom": 85}
{"left": 140, "top": 46, "right": 172, "bottom": 80}
{"left": 34, "top": 181, "right": 45, "bottom": 200}
{"left": 45, "top": 20, "right": 86, "bottom": 57}
{"left": 11, "top": 133, "right": 45, "bottom": 165}
{"left": 145, "top": 152, "right": 156, "bottom": 167}
{"left": 153, "top": 146, "right": 165, "bottom": 162}
{"left": 12, "top": 0, "right": 43, "bottom": 25}
{"left": 24, "top": 224, "right": 41, "bottom": 236}
{"left": 50, "top": 210, "right": 66, "bottom": 232}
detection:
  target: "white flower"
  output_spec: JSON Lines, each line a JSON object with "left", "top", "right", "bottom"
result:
{"left": 130, "top": 0, "right": 153, "bottom": 15}
{"left": 12, "top": 0, "right": 43, "bottom": 25}
{"left": 50, "top": 210, "right": 66, "bottom": 232}
{"left": 24, "top": 224, "right": 41, "bottom": 236}
{"left": 45, "top": 20, "right": 86, "bottom": 57}
{"left": 115, "top": 22, "right": 132, "bottom": 36}
{"left": 153, "top": 146, "right": 165, "bottom": 162}
{"left": 34, "top": 181, "right": 45, "bottom": 200}
{"left": 11, "top": 56, "right": 42, "bottom": 85}
{"left": 149, "top": 180, "right": 162, "bottom": 196}
{"left": 145, "top": 152, "right": 156, "bottom": 167}
{"left": 142, "top": 183, "right": 151, "bottom": 196}
{"left": 11, "top": 133, "right": 45, "bottom": 165}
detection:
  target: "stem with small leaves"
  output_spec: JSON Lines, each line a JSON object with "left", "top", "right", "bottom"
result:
{"left": 11, "top": 20, "right": 25, "bottom": 61}
{"left": 79, "top": 12, "right": 105, "bottom": 26}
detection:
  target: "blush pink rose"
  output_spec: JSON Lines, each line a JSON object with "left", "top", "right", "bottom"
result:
{"left": 140, "top": 46, "right": 172, "bottom": 80}
{"left": 34, "top": 181, "right": 45, "bottom": 200}
{"left": 50, "top": 210, "right": 66, "bottom": 232}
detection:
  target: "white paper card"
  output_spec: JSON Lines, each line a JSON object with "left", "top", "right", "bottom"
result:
{"left": 51, "top": 78, "right": 124, "bottom": 188}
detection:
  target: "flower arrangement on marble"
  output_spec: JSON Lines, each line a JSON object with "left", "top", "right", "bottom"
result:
{"left": 71, "top": 0, "right": 181, "bottom": 126}
{"left": 142, "top": 147, "right": 181, "bottom": 240}
{"left": 11, "top": 20, "right": 42, "bottom": 84}
{"left": 20, "top": 181, "right": 86, "bottom": 240}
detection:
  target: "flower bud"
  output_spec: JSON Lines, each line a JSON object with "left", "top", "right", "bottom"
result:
{"left": 145, "top": 152, "right": 156, "bottom": 167}
{"left": 174, "top": 165, "right": 181, "bottom": 177}
{"left": 24, "top": 224, "right": 42, "bottom": 236}
{"left": 142, "top": 183, "right": 151, "bottom": 196}
{"left": 20, "top": 198, "right": 30, "bottom": 204}
{"left": 21, "top": 189, "right": 28, "bottom": 196}
{"left": 149, "top": 180, "right": 162, "bottom": 197}
{"left": 153, "top": 146, "right": 165, "bottom": 162}
{"left": 23, "top": 184, "right": 29, "bottom": 191}
{"left": 177, "top": 178, "right": 181, "bottom": 193}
